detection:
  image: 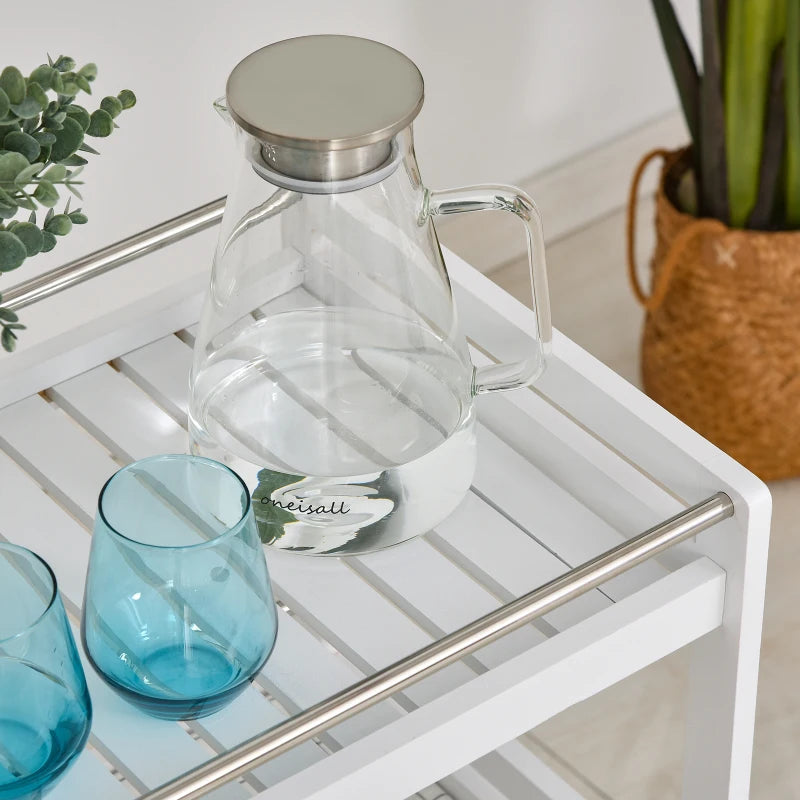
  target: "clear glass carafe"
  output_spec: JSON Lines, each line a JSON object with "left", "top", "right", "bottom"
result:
{"left": 189, "top": 36, "right": 551, "bottom": 555}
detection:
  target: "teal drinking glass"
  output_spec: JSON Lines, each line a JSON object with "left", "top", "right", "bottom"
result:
{"left": 0, "top": 543, "right": 91, "bottom": 799}
{"left": 81, "top": 455, "right": 278, "bottom": 720}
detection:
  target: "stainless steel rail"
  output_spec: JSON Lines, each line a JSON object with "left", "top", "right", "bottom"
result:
{"left": 140, "top": 492, "right": 734, "bottom": 800}
{"left": 1, "top": 197, "right": 226, "bottom": 311}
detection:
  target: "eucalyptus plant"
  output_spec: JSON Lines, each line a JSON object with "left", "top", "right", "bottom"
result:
{"left": 0, "top": 55, "right": 135, "bottom": 352}
{"left": 652, "top": 0, "right": 799, "bottom": 229}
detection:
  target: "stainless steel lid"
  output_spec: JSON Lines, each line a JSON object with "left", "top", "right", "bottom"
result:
{"left": 226, "top": 35, "right": 424, "bottom": 183}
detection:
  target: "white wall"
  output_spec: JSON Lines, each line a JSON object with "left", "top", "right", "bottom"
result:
{"left": 3, "top": 0, "right": 699, "bottom": 284}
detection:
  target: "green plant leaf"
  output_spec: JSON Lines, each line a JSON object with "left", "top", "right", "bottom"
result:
{"left": 651, "top": 0, "right": 701, "bottom": 146}
{"left": 786, "top": 0, "right": 800, "bottom": 224}
{"left": 0, "top": 67, "right": 25, "bottom": 105}
{"left": 33, "top": 131, "right": 56, "bottom": 146}
{"left": 118, "top": 89, "right": 136, "bottom": 109}
{"left": 59, "top": 82, "right": 79, "bottom": 98}
{"left": 33, "top": 180, "right": 59, "bottom": 207}
{"left": 53, "top": 56, "right": 76, "bottom": 72}
{"left": 749, "top": 45, "right": 786, "bottom": 229}
{"left": 0, "top": 186, "right": 15, "bottom": 206}
{"left": 43, "top": 163, "right": 67, "bottom": 181}
{"left": 77, "top": 141, "right": 99, "bottom": 155}
{"left": 27, "top": 82, "right": 48, "bottom": 111}
{"left": 68, "top": 210, "right": 88, "bottom": 224}
{"left": 11, "top": 221, "right": 44, "bottom": 256}
{"left": 4, "top": 131, "right": 40, "bottom": 162}
{"left": 1, "top": 327, "right": 17, "bottom": 352}
{"left": 29, "top": 65, "right": 55, "bottom": 91}
{"left": 59, "top": 154, "right": 87, "bottom": 167}
{"left": 35, "top": 144, "right": 51, "bottom": 165}
{"left": 0, "top": 88, "right": 9, "bottom": 120}
{"left": 10, "top": 94, "right": 44, "bottom": 120}
{"left": 100, "top": 95, "right": 122, "bottom": 119}
{"left": 0, "top": 307, "right": 18, "bottom": 322}
{"left": 0, "top": 203, "right": 17, "bottom": 220}
{"left": 50, "top": 116, "right": 84, "bottom": 161}
{"left": 65, "top": 183, "right": 83, "bottom": 200}
{"left": 86, "top": 108, "right": 113, "bottom": 137}
{"left": 40, "top": 229, "right": 56, "bottom": 252}
{"left": 14, "top": 161, "right": 44, "bottom": 186}
{"left": 0, "top": 230, "right": 27, "bottom": 270}
{"left": 75, "top": 75, "right": 92, "bottom": 95}
{"left": 698, "top": 0, "right": 729, "bottom": 221}
{"left": 726, "top": 0, "right": 779, "bottom": 227}
{"left": 44, "top": 213, "right": 71, "bottom": 236}
{"left": 64, "top": 104, "right": 90, "bottom": 131}
{"left": 51, "top": 71, "right": 64, "bottom": 95}
{"left": 0, "top": 151, "right": 30, "bottom": 182}
{"left": 78, "top": 63, "right": 97, "bottom": 82}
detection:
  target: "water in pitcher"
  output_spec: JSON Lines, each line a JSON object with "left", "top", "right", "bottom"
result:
{"left": 189, "top": 308, "right": 477, "bottom": 555}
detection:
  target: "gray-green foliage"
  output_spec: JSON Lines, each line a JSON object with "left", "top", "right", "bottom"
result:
{"left": 0, "top": 55, "right": 136, "bottom": 351}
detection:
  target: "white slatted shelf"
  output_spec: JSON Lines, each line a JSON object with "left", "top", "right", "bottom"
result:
{"left": 0, "top": 233, "right": 769, "bottom": 800}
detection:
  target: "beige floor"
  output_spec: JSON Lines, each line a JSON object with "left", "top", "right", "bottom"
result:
{"left": 480, "top": 204, "right": 800, "bottom": 799}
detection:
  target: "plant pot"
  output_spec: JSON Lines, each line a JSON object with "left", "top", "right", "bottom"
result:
{"left": 628, "top": 147, "right": 800, "bottom": 480}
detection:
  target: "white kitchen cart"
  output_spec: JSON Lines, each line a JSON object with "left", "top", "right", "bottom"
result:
{"left": 0, "top": 199, "right": 770, "bottom": 800}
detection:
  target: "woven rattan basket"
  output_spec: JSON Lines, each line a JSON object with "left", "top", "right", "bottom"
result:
{"left": 628, "top": 147, "right": 800, "bottom": 480}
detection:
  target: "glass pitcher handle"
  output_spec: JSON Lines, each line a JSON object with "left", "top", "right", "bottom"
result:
{"left": 426, "top": 185, "right": 553, "bottom": 394}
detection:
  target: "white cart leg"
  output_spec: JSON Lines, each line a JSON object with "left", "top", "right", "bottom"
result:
{"left": 682, "top": 488, "right": 771, "bottom": 799}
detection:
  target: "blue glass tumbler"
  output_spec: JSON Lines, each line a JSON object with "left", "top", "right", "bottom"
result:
{"left": 0, "top": 543, "right": 91, "bottom": 799}
{"left": 81, "top": 455, "right": 278, "bottom": 720}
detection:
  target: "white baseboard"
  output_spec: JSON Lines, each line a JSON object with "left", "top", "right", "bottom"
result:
{"left": 434, "top": 110, "right": 687, "bottom": 273}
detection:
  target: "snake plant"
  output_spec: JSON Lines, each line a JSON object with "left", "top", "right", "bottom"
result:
{"left": 653, "top": 0, "right": 799, "bottom": 229}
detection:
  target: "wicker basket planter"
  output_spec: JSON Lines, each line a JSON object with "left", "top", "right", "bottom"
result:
{"left": 628, "top": 147, "right": 800, "bottom": 480}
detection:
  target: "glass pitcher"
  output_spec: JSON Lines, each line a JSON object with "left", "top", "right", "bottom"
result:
{"left": 189, "top": 35, "right": 551, "bottom": 556}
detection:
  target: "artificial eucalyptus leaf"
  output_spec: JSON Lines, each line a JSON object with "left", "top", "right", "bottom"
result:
{"left": 0, "top": 88, "right": 9, "bottom": 120}
{"left": 44, "top": 207, "right": 54, "bottom": 224}
{"left": 86, "top": 108, "right": 113, "bottom": 137}
{"left": 43, "top": 163, "right": 66, "bottom": 181}
{"left": 33, "top": 179, "right": 59, "bottom": 207}
{"left": 51, "top": 71, "right": 64, "bottom": 94}
{"left": 4, "top": 131, "right": 40, "bottom": 162}
{"left": 0, "top": 67, "right": 25, "bottom": 105}
{"left": 0, "top": 186, "right": 15, "bottom": 205}
{"left": 10, "top": 162, "right": 37, "bottom": 186}
{"left": 117, "top": 89, "right": 136, "bottom": 109}
{"left": 75, "top": 75, "right": 92, "bottom": 95}
{"left": 40, "top": 229, "right": 56, "bottom": 252}
{"left": 29, "top": 65, "right": 55, "bottom": 90}
{"left": 27, "top": 82, "right": 48, "bottom": 111}
{"left": 1, "top": 327, "right": 17, "bottom": 352}
{"left": 65, "top": 183, "right": 82, "bottom": 200}
{"left": 65, "top": 104, "right": 90, "bottom": 131}
{"left": 0, "top": 151, "right": 30, "bottom": 182}
{"left": 53, "top": 56, "right": 76, "bottom": 72}
{"left": 68, "top": 210, "right": 88, "bottom": 224}
{"left": 60, "top": 82, "right": 79, "bottom": 98}
{"left": 77, "top": 141, "right": 99, "bottom": 155}
{"left": 100, "top": 96, "right": 122, "bottom": 119}
{"left": 78, "top": 63, "right": 97, "bottom": 81}
{"left": 44, "top": 213, "right": 71, "bottom": 236}
{"left": 0, "top": 230, "right": 27, "bottom": 270}
{"left": 33, "top": 131, "right": 56, "bottom": 146}
{"left": 36, "top": 144, "right": 51, "bottom": 164}
{"left": 10, "top": 95, "right": 44, "bottom": 120}
{"left": 0, "top": 307, "right": 18, "bottom": 322}
{"left": 50, "top": 116, "right": 83, "bottom": 161}
{"left": 0, "top": 203, "right": 17, "bottom": 219}
{"left": 22, "top": 117, "right": 38, "bottom": 135}
{"left": 59, "top": 154, "right": 87, "bottom": 167}
{"left": 11, "top": 221, "right": 43, "bottom": 256}
{"left": 14, "top": 194, "right": 36, "bottom": 211}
